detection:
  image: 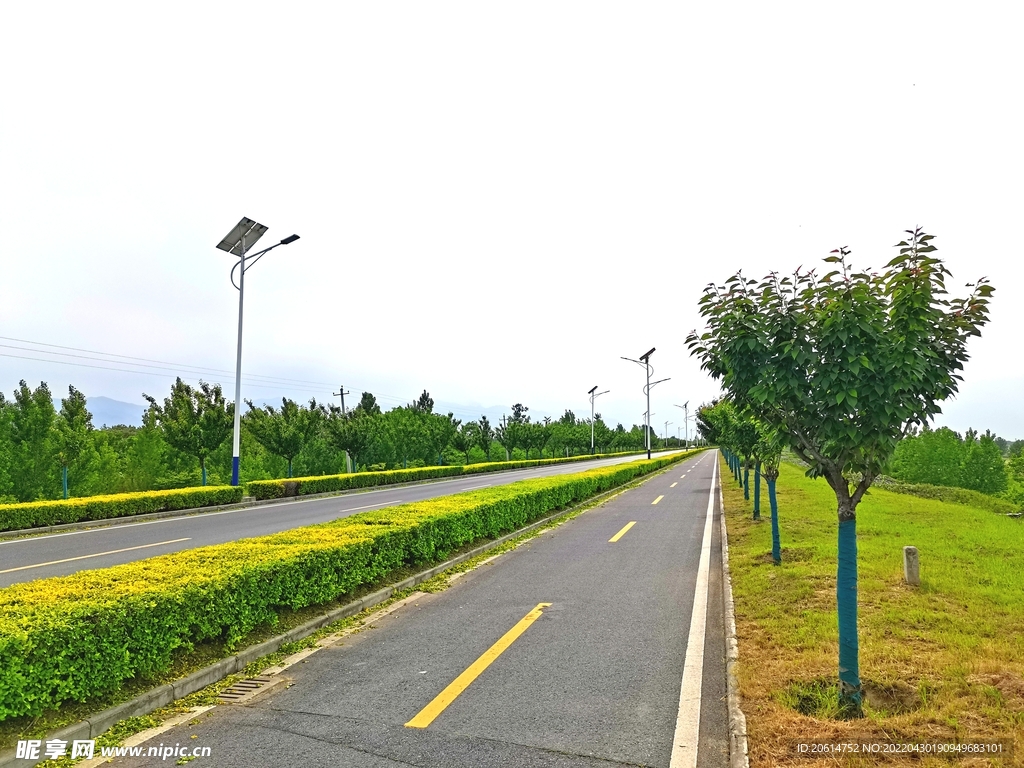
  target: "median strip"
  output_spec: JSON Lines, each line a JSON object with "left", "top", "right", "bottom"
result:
{"left": 609, "top": 521, "right": 636, "bottom": 542}
{"left": 0, "top": 538, "right": 191, "bottom": 575}
{"left": 405, "top": 602, "right": 553, "bottom": 728}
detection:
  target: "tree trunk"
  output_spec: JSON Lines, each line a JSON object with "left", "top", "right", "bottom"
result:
{"left": 743, "top": 463, "right": 750, "bottom": 501}
{"left": 753, "top": 460, "right": 761, "bottom": 520}
{"left": 288, "top": 458, "right": 293, "bottom": 478}
{"left": 62, "top": 465, "right": 68, "bottom": 500}
{"left": 201, "top": 457, "right": 207, "bottom": 486}
{"left": 836, "top": 498, "right": 862, "bottom": 716}
{"left": 766, "top": 474, "right": 780, "bottom": 564}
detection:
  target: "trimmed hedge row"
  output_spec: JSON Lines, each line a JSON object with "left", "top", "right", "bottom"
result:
{"left": 0, "top": 450, "right": 698, "bottom": 720}
{"left": 870, "top": 474, "right": 1021, "bottom": 515}
{"left": 244, "top": 451, "right": 648, "bottom": 500}
{"left": 0, "top": 486, "right": 244, "bottom": 533}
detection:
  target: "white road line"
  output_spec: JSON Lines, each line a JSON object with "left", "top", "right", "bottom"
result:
{"left": 669, "top": 454, "right": 718, "bottom": 768}
{"left": 340, "top": 501, "right": 403, "bottom": 513}
{"left": 460, "top": 484, "right": 492, "bottom": 491}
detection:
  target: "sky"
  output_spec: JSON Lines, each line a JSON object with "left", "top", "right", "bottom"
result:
{"left": 1, "top": 2, "right": 1021, "bottom": 439}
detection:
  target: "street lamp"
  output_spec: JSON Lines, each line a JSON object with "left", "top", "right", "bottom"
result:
{"left": 216, "top": 217, "right": 300, "bottom": 486}
{"left": 588, "top": 385, "right": 609, "bottom": 454}
{"left": 674, "top": 401, "right": 691, "bottom": 448}
{"left": 622, "top": 347, "right": 669, "bottom": 460}
{"left": 664, "top": 420, "right": 672, "bottom": 441}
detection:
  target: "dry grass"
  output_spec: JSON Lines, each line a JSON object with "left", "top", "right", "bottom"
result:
{"left": 722, "top": 456, "right": 1024, "bottom": 766}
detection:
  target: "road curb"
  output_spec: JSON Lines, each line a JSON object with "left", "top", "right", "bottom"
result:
{"left": 0, "top": 456, "right": 690, "bottom": 768}
{"left": 718, "top": 452, "right": 749, "bottom": 768}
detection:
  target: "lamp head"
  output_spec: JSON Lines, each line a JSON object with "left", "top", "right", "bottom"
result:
{"left": 280, "top": 234, "right": 300, "bottom": 245}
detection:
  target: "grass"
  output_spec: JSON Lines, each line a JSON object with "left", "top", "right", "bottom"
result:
{"left": 723, "top": 456, "right": 1024, "bottom": 766}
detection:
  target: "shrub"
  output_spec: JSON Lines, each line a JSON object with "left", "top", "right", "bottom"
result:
{"left": 0, "top": 450, "right": 697, "bottom": 720}
{"left": 0, "top": 486, "right": 244, "bottom": 532}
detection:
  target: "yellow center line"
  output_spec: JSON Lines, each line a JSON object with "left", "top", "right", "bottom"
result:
{"left": 405, "top": 602, "right": 552, "bottom": 728}
{"left": 0, "top": 538, "right": 192, "bottom": 574}
{"left": 670, "top": 482, "right": 678, "bottom": 488}
{"left": 609, "top": 521, "right": 636, "bottom": 542}
{"left": 652, "top": 495, "right": 665, "bottom": 505}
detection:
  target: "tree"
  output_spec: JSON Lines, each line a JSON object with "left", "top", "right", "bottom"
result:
{"left": 756, "top": 421, "right": 785, "bottom": 565}
{"left": 960, "top": 430, "right": 1008, "bottom": 495}
{"left": 354, "top": 392, "right": 381, "bottom": 416}
{"left": 475, "top": 415, "right": 494, "bottom": 458}
{"left": 452, "top": 423, "right": 475, "bottom": 464}
{"left": 0, "top": 393, "right": 14, "bottom": 502}
{"left": 9, "top": 380, "right": 57, "bottom": 501}
{"left": 687, "top": 228, "right": 993, "bottom": 714}
{"left": 143, "top": 379, "right": 233, "bottom": 486}
{"left": 411, "top": 390, "right": 434, "bottom": 414}
{"left": 245, "top": 398, "right": 326, "bottom": 478}
{"left": 52, "top": 386, "right": 95, "bottom": 499}
{"left": 889, "top": 425, "right": 965, "bottom": 487}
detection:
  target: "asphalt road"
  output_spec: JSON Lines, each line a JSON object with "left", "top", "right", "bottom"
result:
{"left": 105, "top": 450, "right": 727, "bottom": 768}
{"left": 0, "top": 452, "right": 684, "bottom": 588}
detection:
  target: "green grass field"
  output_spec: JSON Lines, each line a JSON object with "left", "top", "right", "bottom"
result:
{"left": 722, "top": 456, "right": 1024, "bottom": 766}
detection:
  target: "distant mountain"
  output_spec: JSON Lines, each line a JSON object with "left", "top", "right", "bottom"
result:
{"left": 87, "top": 396, "right": 147, "bottom": 428}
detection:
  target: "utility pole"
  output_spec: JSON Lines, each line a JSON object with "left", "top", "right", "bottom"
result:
{"left": 333, "top": 386, "right": 350, "bottom": 414}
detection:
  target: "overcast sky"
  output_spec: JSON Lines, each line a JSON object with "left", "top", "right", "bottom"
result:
{"left": 1, "top": 2, "right": 1021, "bottom": 439}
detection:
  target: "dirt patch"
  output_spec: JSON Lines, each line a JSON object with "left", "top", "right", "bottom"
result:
{"left": 862, "top": 679, "right": 921, "bottom": 715}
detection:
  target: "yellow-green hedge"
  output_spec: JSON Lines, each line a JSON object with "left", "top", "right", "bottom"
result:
{"left": 0, "top": 450, "right": 698, "bottom": 721}
{"left": 245, "top": 451, "right": 647, "bottom": 500}
{"left": 0, "top": 486, "right": 244, "bottom": 532}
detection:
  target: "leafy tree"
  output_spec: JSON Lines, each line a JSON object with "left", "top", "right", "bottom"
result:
{"left": 475, "top": 416, "right": 494, "bottom": 458}
{"left": 245, "top": 398, "right": 326, "bottom": 478}
{"left": 411, "top": 390, "right": 434, "bottom": 414}
{"left": 0, "top": 393, "right": 14, "bottom": 502}
{"left": 452, "top": 423, "right": 475, "bottom": 464}
{"left": 889, "top": 425, "right": 965, "bottom": 487}
{"left": 687, "top": 228, "right": 993, "bottom": 714}
{"left": 354, "top": 392, "right": 381, "bottom": 416}
{"left": 9, "top": 380, "right": 57, "bottom": 501}
{"left": 960, "top": 430, "right": 1007, "bottom": 495}
{"left": 143, "top": 379, "right": 233, "bottom": 486}
{"left": 52, "top": 386, "right": 95, "bottom": 499}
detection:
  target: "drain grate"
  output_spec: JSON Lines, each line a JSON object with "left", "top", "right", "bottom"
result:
{"left": 218, "top": 675, "right": 286, "bottom": 704}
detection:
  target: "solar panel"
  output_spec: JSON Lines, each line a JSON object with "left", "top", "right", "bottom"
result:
{"left": 216, "top": 217, "right": 268, "bottom": 256}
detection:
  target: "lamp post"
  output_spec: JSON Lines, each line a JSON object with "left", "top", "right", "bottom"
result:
{"left": 588, "top": 385, "right": 609, "bottom": 454}
{"left": 622, "top": 347, "right": 668, "bottom": 460}
{"left": 216, "top": 217, "right": 300, "bottom": 486}
{"left": 674, "top": 401, "right": 690, "bottom": 448}
{"left": 665, "top": 420, "right": 672, "bottom": 441}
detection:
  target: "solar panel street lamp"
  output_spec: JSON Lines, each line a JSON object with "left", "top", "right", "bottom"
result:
{"left": 216, "top": 217, "right": 300, "bottom": 486}
{"left": 588, "top": 385, "right": 610, "bottom": 454}
{"left": 674, "top": 401, "right": 690, "bottom": 448}
{"left": 622, "top": 347, "right": 661, "bottom": 459}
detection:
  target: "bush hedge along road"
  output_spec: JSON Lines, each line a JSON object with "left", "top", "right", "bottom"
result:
{"left": 0, "top": 486, "right": 244, "bottom": 532}
{"left": 243, "top": 451, "right": 647, "bottom": 499}
{"left": 0, "top": 451, "right": 649, "bottom": 533}
{"left": 0, "top": 450, "right": 697, "bottom": 721}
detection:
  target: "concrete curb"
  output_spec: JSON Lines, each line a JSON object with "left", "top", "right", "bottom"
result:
{"left": 718, "top": 452, "right": 750, "bottom": 768}
{"left": 0, "top": 457, "right": 688, "bottom": 768}
{"left": 0, "top": 452, "right": 661, "bottom": 541}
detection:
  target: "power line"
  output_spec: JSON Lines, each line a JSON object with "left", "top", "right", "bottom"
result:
{"left": 0, "top": 336, "right": 336, "bottom": 389}
{"left": 0, "top": 353, "right": 326, "bottom": 396}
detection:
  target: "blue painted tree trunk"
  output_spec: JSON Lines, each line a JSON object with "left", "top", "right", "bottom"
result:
{"left": 752, "top": 461, "right": 761, "bottom": 520}
{"left": 743, "top": 464, "right": 750, "bottom": 500}
{"left": 201, "top": 461, "right": 207, "bottom": 487}
{"left": 62, "top": 466, "right": 68, "bottom": 500}
{"left": 837, "top": 516, "right": 862, "bottom": 714}
{"left": 288, "top": 459, "right": 293, "bottom": 478}
{"left": 768, "top": 477, "right": 780, "bottom": 564}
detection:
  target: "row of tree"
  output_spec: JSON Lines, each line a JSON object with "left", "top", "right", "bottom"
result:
{"left": 687, "top": 227, "right": 995, "bottom": 715}
{"left": 0, "top": 379, "right": 678, "bottom": 504}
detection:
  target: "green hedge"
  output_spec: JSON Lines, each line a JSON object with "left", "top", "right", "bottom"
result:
{"left": 870, "top": 475, "right": 1021, "bottom": 515}
{"left": 0, "top": 486, "right": 244, "bottom": 532}
{"left": 245, "top": 451, "right": 648, "bottom": 500}
{"left": 0, "top": 450, "right": 697, "bottom": 721}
